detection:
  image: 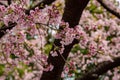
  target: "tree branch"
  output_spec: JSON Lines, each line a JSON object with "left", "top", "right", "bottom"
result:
{"left": 97, "top": 0, "right": 120, "bottom": 19}
{"left": 62, "top": 0, "right": 90, "bottom": 27}
{"left": 25, "top": 0, "right": 56, "bottom": 14}
{"left": 7, "top": 0, "right": 11, "bottom": 5}
{"left": 0, "top": 23, "right": 16, "bottom": 38}
{"left": 0, "top": 0, "right": 56, "bottom": 38}
{"left": 75, "top": 56, "right": 120, "bottom": 80}
{"left": 0, "top": 2, "right": 7, "bottom": 7}
{"left": 40, "top": 0, "right": 90, "bottom": 80}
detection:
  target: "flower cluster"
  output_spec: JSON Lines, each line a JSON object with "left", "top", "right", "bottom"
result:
{"left": 64, "top": 0, "right": 120, "bottom": 79}
{"left": 0, "top": 0, "right": 62, "bottom": 80}
{"left": 0, "top": 0, "right": 120, "bottom": 80}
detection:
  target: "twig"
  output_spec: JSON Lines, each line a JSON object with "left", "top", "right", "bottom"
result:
{"left": 97, "top": 0, "right": 120, "bottom": 19}
{"left": 0, "top": 23, "right": 16, "bottom": 38}
{"left": 25, "top": 0, "right": 56, "bottom": 14}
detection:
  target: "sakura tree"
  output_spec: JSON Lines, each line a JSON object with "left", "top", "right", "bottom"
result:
{"left": 0, "top": 0, "right": 120, "bottom": 80}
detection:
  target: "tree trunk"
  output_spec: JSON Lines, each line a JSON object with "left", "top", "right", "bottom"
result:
{"left": 40, "top": 0, "right": 90, "bottom": 80}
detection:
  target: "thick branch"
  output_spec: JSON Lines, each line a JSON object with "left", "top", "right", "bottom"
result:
{"left": 40, "top": 0, "right": 90, "bottom": 80}
{"left": 76, "top": 56, "right": 120, "bottom": 80}
{"left": 0, "top": 0, "right": 56, "bottom": 38}
{"left": 62, "top": 0, "right": 90, "bottom": 27}
{"left": 97, "top": 0, "right": 120, "bottom": 19}
{"left": 41, "top": 39, "right": 79, "bottom": 80}
{"left": 7, "top": 0, "right": 11, "bottom": 5}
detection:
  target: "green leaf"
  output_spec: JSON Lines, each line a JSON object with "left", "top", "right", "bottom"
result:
{"left": 89, "top": 4, "right": 97, "bottom": 13}
{"left": 26, "top": 33, "right": 34, "bottom": 40}
{"left": 28, "top": 62, "right": 34, "bottom": 70}
{"left": 87, "top": 3, "right": 103, "bottom": 14}
{"left": 104, "top": 26, "right": 109, "bottom": 31}
{"left": 5, "top": 75, "right": 15, "bottom": 80}
{"left": 28, "top": 48, "right": 34, "bottom": 57}
{"left": 44, "top": 44, "right": 52, "bottom": 55}
{"left": 71, "top": 44, "right": 89, "bottom": 55}
{"left": 92, "top": 9, "right": 103, "bottom": 14}
{"left": 0, "top": 64, "right": 5, "bottom": 76}
{"left": 17, "top": 68, "right": 24, "bottom": 78}
{"left": 80, "top": 48, "right": 89, "bottom": 55}
{"left": 71, "top": 44, "right": 81, "bottom": 53}
{"left": 10, "top": 54, "right": 19, "bottom": 59}
{"left": 106, "top": 36, "right": 113, "bottom": 41}
{"left": 24, "top": 43, "right": 34, "bottom": 57}
{"left": 0, "top": 21, "right": 4, "bottom": 28}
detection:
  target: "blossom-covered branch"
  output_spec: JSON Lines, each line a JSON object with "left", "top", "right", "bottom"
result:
{"left": 40, "top": 0, "right": 90, "bottom": 80}
{"left": 0, "top": 0, "right": 56, "bottom": 38}
{"left": 0, "top": 0, "right": 120, "bottom": 80}
{"left": 97, "top": 0, "right": 120, "bottom": 19}
{"left": 76, "top": 56, "right": 120, "bottom": 80}
{"left": 25, "top": 0, "right": 56, "bottom": 14}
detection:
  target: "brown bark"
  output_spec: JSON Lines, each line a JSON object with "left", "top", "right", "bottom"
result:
{"left": 62, "top": 0, "right": 90, "bottom": 27}
{"left": 40, "top": 0, "right": 90, "bottom": 80}
{"left": 75, "top": 56, "right": 120, "bottom": 80}
{"left": 7, "top": 0, "right": 11, "bottom": 5}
